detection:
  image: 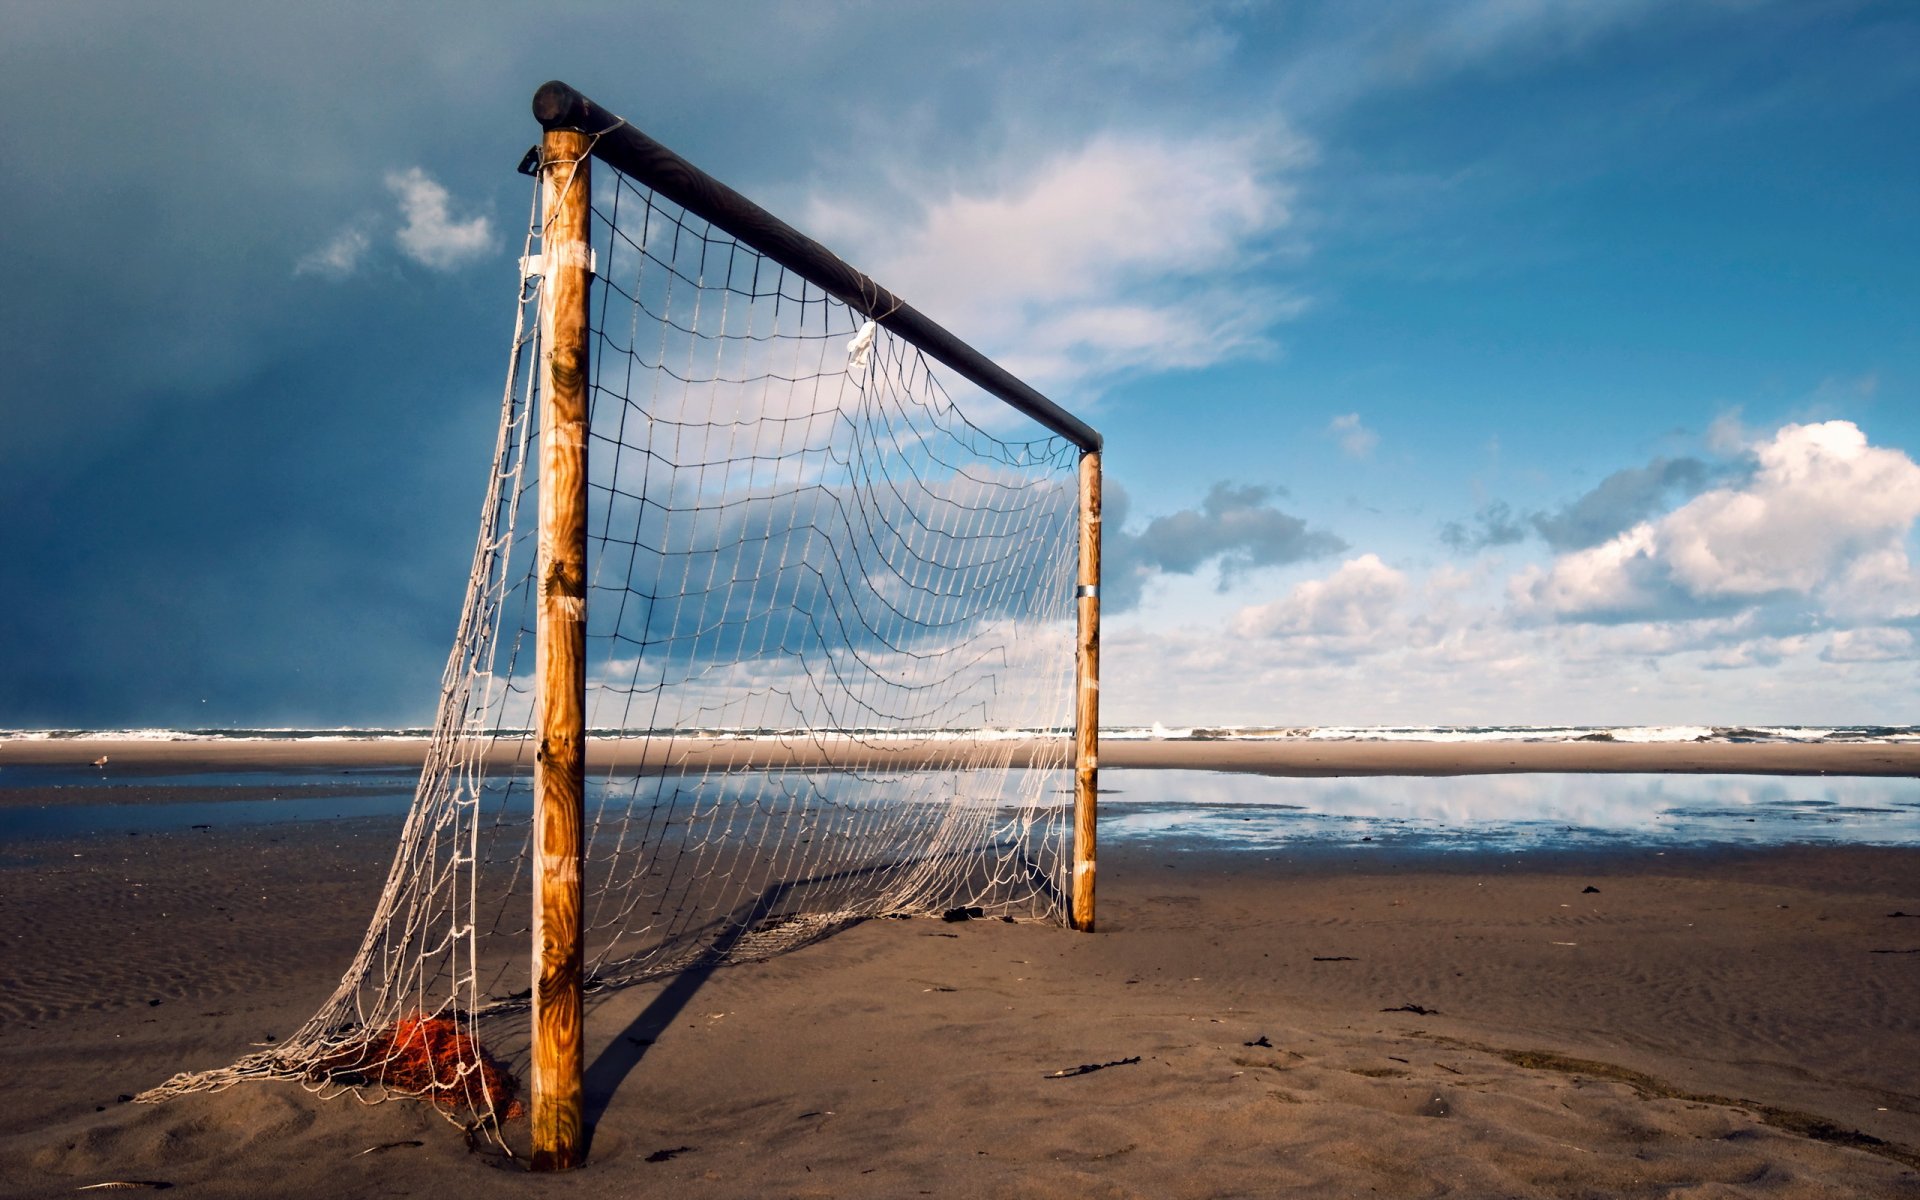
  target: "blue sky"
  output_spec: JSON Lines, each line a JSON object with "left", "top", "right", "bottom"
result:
{"left": 2, "top": 1, "right": 1915, "bottom": 728}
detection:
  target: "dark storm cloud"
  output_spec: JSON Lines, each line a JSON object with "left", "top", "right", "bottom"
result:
{"left": 0, "top": 2, "right": 1151, "bottom": 726}
{"left": 1102, "top": 481, "right": 1346, "bottom": 612}
{"left": 0, "top": 6, "right": 554, "bottom": 725}
{"left": 0, "top": 277, "right": 502, "bottom": 726}
{"left": 5, "top": 2, "right": 1329, "bottom": 727}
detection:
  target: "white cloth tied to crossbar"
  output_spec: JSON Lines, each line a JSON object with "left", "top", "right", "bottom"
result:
{"left": 846, "top": 319, "right": 878, "bottom": 373}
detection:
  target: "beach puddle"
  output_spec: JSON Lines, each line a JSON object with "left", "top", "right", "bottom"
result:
{"left": 1099, "top": 770, "right": 1920, "bottom": 851}
{"left": 2, "top": 765, "right": 1915, "bottom": 852}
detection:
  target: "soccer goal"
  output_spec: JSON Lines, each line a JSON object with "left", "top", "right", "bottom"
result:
{"left": 144, "top": 80, "right": 1102, "bottom": 1169}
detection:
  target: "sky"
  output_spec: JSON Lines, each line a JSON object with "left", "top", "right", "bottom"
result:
{"left": 2, "top": 0, "right": 1916, "bottom": 730}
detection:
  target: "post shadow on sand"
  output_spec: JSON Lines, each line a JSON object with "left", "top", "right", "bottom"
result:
{"left": 578, "top": 845, "right": 1064, "bottom": 1150}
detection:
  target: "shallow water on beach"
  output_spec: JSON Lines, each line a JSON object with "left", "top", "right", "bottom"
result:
{"left": 0, "top": 765, "right": 1916, "bottom": 851}
{"left": 1100, "top": 769, "right": 1920, "bottom": 852}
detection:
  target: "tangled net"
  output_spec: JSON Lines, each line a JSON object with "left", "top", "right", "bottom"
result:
{"left": 319, "top": 1015, "right": 523, "bottom": 1121}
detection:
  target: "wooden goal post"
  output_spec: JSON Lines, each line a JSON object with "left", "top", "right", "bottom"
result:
{"left": 527, "top": 80, "right": 1102, "bottom": 1170}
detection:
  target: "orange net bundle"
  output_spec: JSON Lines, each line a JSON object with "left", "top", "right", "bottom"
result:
{"left": 323, "top": 1014, "right": 522, "bottom": 1120}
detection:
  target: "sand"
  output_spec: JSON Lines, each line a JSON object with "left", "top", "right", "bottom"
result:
{"left": 3, "top": 755, "right": 1919, "bottom": 1197}
{"left": 5, "top": 733, "right": 1918, "bottom": 776}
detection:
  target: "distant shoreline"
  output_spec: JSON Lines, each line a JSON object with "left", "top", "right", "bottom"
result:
{"left": 4, "top": 735, "right": 1915, "bottom": 777}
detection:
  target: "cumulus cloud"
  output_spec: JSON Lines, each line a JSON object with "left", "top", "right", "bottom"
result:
{"left": 1136, "top": 418, "right": 1920, "bottom": 724}
{"left": 806, "top": 127, "right": 1307, "bottom": 393}
{"left": 1328, "top": 412, "right": 1378, "bottom": 459}
{"left": 296, "top": 170, "right": 492, "bottom": 279}
{"left": 1509, "top": 523, "right": 1674, "bottom": 620}
{"left": 1660, "top": 422, "right": 1919, "bottom": 597}
{"left": 386, "top": 167, "right": 492, "bottom": 270}
{"left": 1232, "top": 553, "right": 1406, "bottom": 638}
{"left": 1515, "top": 421, "right": 1920, "bottom": 621}
{"left": 294, "top": 226, "right": 370, "bottom": 279}
{"left": 1104, "top": 480, "right": 1345, "bottom": 612}
{"left": 1100, "top": 420, "right": 1920, "bottom": 725}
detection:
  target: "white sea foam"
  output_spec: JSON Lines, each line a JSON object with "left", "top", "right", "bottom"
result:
{"left": 2, "top": 728, "right": 200, "bottom": 742}
{"left": 1101, "top": 723, "right": 1195, "bottom": 740}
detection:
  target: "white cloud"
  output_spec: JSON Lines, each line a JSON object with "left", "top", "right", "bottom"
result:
{"left": 1696, "top": 635, "right": 1806, "bottom": 672}
{"left": 1819, "top": 547, "right": 1920, "bottom": 623}
{"left": 1105, "top": 417, "right": 1920, "bottom": 725}
{"left": 386, "top": 167, "right": 492, "bottom": 270}
{"left": 1516, "top": 421, "right": 1920, "bottom": 620}
{"left": 294, "top": 226, "right": 369, "bottom": 279}
{"left": 1508, "top": 524, "right": 1663, "bottom": 618}
{"left": 1013, "top": 290, "right": 1308, "bottom": 383}
{"left": 1232, "top": 553, "right": 1406, "bottom": 639}
{"left": 1664, "top": 421, "right": 1920, "bottom": 596}
{"left": 1110, "top": 588, "right": 1916, "bottom": 727}
{"left": 806, "top": 127, "right": 1307, "bottom": 395}
{"left": 1328, "top": 412, "right": 1379, "bottom": 459}
{"left": 1821, "top": 627, "right": 1915, "bottom": 664}
{"left": 868, "top": 132, "right": 1287, "bottom": 307}
{"left": 294, "top": 169, "right": 492, "bottom": 279}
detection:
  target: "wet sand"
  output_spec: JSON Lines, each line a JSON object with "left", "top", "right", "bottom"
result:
{"left": 2, "top": 776, "right": 1918, "bottom": 1197}
{"left": 5, "top": 733, "right": 1918, "bottom": 776}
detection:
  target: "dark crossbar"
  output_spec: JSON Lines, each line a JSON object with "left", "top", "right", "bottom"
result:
{"left": 533, "top": 80, "right": 1102, "bottom": 454}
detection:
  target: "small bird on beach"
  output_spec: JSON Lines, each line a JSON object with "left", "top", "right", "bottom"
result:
{"left": 93, "top": 755, "right": 109, "bottom": 767}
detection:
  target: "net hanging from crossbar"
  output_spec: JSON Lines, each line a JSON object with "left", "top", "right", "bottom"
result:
{"left": 144, "top": 145, "right": 1082, "bottom": 1140}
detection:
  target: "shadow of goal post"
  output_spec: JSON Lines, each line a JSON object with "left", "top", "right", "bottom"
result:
{"left": 527, "top": 79, "right": 1103, "bottom": 1172}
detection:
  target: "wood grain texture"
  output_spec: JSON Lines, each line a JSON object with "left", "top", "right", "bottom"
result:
{"left": 1072, "top": 451, "right": 1101, "bottom": 932}
{"left": 531, "top": 127, "right": 590, "bottom": 1173}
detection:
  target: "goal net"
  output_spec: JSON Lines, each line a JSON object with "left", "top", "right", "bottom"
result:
{"left": 145, "top": 94, "right": 1095, "bottom": 1144}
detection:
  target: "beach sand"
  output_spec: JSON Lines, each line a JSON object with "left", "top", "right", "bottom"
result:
{"left": 2, "top": 752, "right": 1918, "bottom": 1197}
{"left": 5, "top": 733, "right": 1918, "bottom": 776}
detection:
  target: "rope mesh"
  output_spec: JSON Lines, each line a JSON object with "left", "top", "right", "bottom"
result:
{"left": 143, "top": 155, "right": 1081, "bottom": 1142}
